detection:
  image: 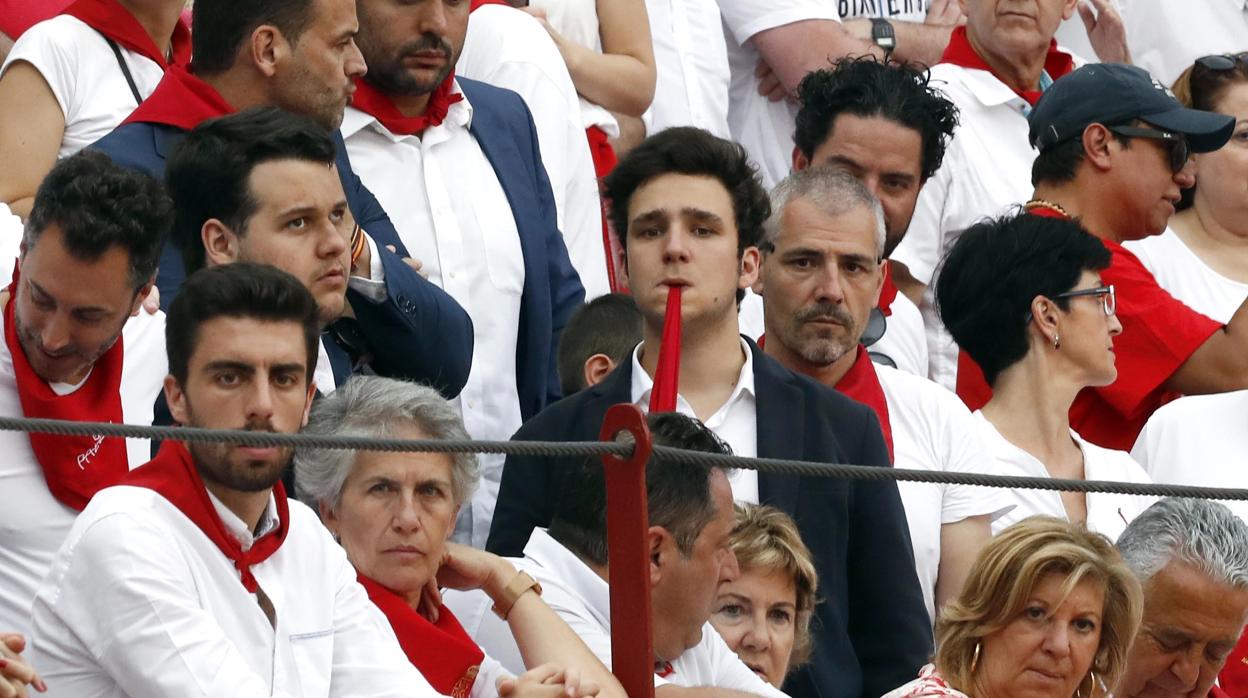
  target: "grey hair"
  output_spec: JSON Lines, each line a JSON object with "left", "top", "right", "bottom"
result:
{"left": 1117, "top": 498, "right": 1248, "bottom": 590}
{"left": 763, "top": 165, "right": 886, "bottom": 258}
{"left": 294, "top": 376, "right": 480, "bottom": 513}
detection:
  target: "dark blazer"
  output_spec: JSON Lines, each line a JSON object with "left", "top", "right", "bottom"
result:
{"left": 455, "top": 78, "right": 586, "bottom": 419}
{"left": 90, "top": 124, "right": 474, "bottom": 398}
{"left": 486, "top": 339, "right": 933, "bottom": 698}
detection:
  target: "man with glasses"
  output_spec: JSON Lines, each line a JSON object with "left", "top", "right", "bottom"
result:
{"left": 953, "top": 62, "right": 1248, "bottom": 452}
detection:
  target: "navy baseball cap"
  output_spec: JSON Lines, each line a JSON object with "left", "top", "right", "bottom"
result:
{"left": 1028, "top": 63, "right": 1234, "bottom": 153}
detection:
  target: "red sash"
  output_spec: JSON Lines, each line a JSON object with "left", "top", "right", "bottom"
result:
{"left": 61, "top": 0, "right": 190, "bottom": 68}
{"left": 879, "top": 261, "right": 900, "bottom": 317}
{"left": 939, "top": 26, "right": 1073, "bottom": 106}
{"left": 587, "top": 125, "right": 624, "bottom": 293}
{"left": 4, "top": 270, "right": 128, "bottom": 511}
{"left": 122, "top": 441, "right": 290, "bottom": 593}
{"left": 358, "top": 574, "right": 484, "bottom": 698}
{"left": 469, "top": 0, "right": 509, "bottom": 8}
{"left": 649, "top": 286, "right": 682, "bottom": 412}
{"left": 834, "top": 345, "right": 894, "bottom": 462}
{"left": 350, "top": 75, "right": 464, "bottom": 137}
{"left": 123, "top": 65, "right": 236, "bottom": 129}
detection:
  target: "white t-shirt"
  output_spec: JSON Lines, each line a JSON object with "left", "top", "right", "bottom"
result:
{"left": 31, "top": 486, "right": 436, "bottom": 697}
{"left": 1132, "top": 391, "right": 1248, "bottom": 524}
{"left": 446, "top": 529, "right": 789, "bottom": 696}
{"left": 1, "top": 15, "right": 165, "bottom": 159}
{"left": 343, "top": 87, "right": 529, "bottom": 549}
{"left": 1121, "top": 0, "right": 1248, "bottom": 86}
{"left": 974, "top": 412, "right": 1156, "bottom": 541}
{"left": 458, "top": 4, "right": 608, "bottom": 301}
{"left": 872, "top": 291, "right": 929, "bottom": 377}
{"left": 529, "top": 0, "right": 619, "bottom": 135}
{"left": 0, "top": 309, "right": 166, "bottom": 639}
{"left": 1125, "top": 228, "right": 1248, "bottom": 324}
{"left": 642, "top": 0, "right": 732, "bottom": 138}
{"left": 878, "top": 366, "right": 1011, "bottom": 623}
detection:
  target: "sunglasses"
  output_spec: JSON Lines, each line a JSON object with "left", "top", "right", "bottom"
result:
{"left": 1195, "top": 53, "right": 1248, "bottom": 72}
{"left": 1106, "top": 125, "right": 1191, "bottom": 173}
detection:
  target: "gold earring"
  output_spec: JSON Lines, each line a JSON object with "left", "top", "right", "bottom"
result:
{"left": 1053, "top": 333, "right": 1061, "bottom": 350}
{"left": 970, "top": 641, "right": 981, "bottom": 674}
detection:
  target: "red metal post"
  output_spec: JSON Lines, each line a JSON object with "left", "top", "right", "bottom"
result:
{"left": 599, "top": 403, "right": 656, "bottom": 698}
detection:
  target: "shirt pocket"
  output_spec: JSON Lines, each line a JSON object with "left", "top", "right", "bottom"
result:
{"left": 288, "top": 628, "right": 335, "bottom": 698}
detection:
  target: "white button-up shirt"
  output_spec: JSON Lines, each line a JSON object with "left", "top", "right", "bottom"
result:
{"left": 458, "top": 5, "right": 609, "bottom": 300}
{"left": 342, "top": 86, "right": 527, "bottom": 549}
{"left": 0, "top": 310, "right": 166, "bottom": 639}
{"left": 642, "top": 0, "right": 732, "bottom": 138}
{"left": 628, "top": 338, "right": 759, "bottom": 503}
{"left": 30, "top": 487, "right": 437, "bottom": 697}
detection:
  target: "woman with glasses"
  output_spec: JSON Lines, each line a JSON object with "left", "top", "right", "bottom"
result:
{"left": 936, "top": 212, "right": 1154, "bottom": 541}
{"left": 1126, "top": 54, "right": 1248, "bottom": 324}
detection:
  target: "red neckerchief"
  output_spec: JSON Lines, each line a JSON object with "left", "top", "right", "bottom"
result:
{"left": 939, "top": 26, "right": 1074, "bottom": 106}
{"left": 4, "top": 267, "right": 127, "bottom": 511}
{"left": 357, "top": 574, "right": 483, "bottom": 698}
{"left": 649, "top": 286, "right": 682, "bottom": 412}
{"left": 61, "top": 0, "right": 190, "bottom": 68}
{"left": 587, "top": 125, "right": 624, "bottom": 293}
{"left": 834, "top": 345, "right": 894, "bottom": 462}
{"left": 469, "top": 0, "right": 509, "bottom": 8}
{"left": 955, "top": 203, "right": 1071, "bottom": 409}
{"left": 122, "top": 65, "right": 236, "bottom": 129}
{"left": 1217, "top": 626, "right": 1248, "bottom": 698}
{"left": 350, "top": 75, "right": 464, "bottom": 137}
{"left": 122, "top": 440, "right": 290, "bottom": 593}
{"left": 655, "top": 661, "right": 676, "bottom": 678}
{"left": 879, "top": 260, "right": 900, "bottom": 317}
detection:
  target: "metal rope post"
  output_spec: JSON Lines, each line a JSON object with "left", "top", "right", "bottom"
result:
{"left": 599, "top": 404, "right": 656, "bottom": 698}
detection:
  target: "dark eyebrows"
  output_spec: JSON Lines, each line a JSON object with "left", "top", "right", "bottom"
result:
{"left": 28, "top": 279, "right": 110, "bottom": 315}
{"left": 630, "top": 209, "right": 669, "bottom": 229}
{"left": 681, "top": 208, "right": 725, "bottom": 228}
{"left": 203, "top": 360, "right": 256, "bottom": 375}
{"left": 271, "top": 362, "right": 308, "bottom": 377}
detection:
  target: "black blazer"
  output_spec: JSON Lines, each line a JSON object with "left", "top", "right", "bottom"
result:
{"left": 487, "top": 338, "right": 933, "bottom": 698}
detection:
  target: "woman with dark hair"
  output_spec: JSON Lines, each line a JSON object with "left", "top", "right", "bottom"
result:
{"left": 1127, "top": 55, "right": 1248, "bottom": 323}
{"left": 936, "top": 213, "right": 1153, "bottom": 540}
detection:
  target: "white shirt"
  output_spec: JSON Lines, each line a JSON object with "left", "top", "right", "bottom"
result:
{"left": 871, "top": 291, "right": 930, "bottom": 377}
{"left": 1120, "top": 0, "right": 1248, "bottom": 86}
{"left": 642, "top": 0, "right": 732, "bottom": 138}
{"left": 1132, "top": 390, "right": 1248, "bottom": 524}
{"left": 2, "top": 15, "right": 165, "bottom": 159}
{"left": 529, "top": 0, "right": 619, "bottom": 135}
{"left": 1125, "top": 228, "right": 1248, "bottom": 324}
{"left": 447, "top": 529, "right": 789, "bottom": 696}
{"left": 343, "top": 86, "right": 528, "bottom": 549}
{"left": 0, "top": 309, "right": 166, "bottom": 639}
{"left": 973, "top": 411, "right": 1156, "bottom": 541}
{"left": 878, "top": 366, "right": 1011, "bottom": 623}
{"left": 30, "top": 486, "right": 436, "bottom": 697}
{"left": 629, "top": 338, "right": 759, "bottom": 502}
{"left": 458, "top": 5, "right": 609, "bottom": 301}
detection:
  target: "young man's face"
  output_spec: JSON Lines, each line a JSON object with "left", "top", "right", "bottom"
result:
{"left": 622, "top": 173, "right": 760, "bottom": 334}
{"left": 207, "top": 159, "right": 352, "bottom": 326}
{"left": 16, "top": 224, "right": 147, "bottom": 384}
{"left": 165, "top": 316, "right": 315, "bottom": 495}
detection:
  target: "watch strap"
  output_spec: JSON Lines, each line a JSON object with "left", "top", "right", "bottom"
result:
{"left": 491, "top": 571, "right": 543, "bottom": 620}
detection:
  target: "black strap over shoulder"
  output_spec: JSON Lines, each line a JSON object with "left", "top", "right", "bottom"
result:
{"left": 99, "top": 32, "right": 143, "bottom": 106}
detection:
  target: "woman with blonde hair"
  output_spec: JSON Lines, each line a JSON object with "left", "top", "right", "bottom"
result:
{"left": 711, "top": 503, "right": 818, "bottom": 689}
{"left": 884, "top": 517, "right": 1143, "bottom": 698}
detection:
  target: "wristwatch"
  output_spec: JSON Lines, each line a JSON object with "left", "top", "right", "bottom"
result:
{"left": 870, "top": 18, "right": 897, "bottom": 57}
{"left": 491, "top": 571, "right": 543, "bottom": 620}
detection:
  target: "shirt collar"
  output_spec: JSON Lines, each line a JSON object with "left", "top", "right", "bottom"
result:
{"left": 954, "top": 64, "right": 1031, "bottom": 109}
{"left": 340, "top": 79, "right": 474, "bottom": 141}
{"left": 207, "top": 489, "right": 281, "bottom": 552}
{"left": 522, "top": 528, "right": 612, "bottom": 628}
{"left": 629, "top": 337, "right": 755, "bottom": 415}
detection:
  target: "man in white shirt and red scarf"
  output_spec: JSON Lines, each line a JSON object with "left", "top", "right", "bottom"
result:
{"left": 340, "top": 0, "right": 586, "bottom": 548}
{"left": 30, "top": 263, "right": 442, "bottom": 697}
{"left": 0, "top": 150, "right": 170, "bottom": 640}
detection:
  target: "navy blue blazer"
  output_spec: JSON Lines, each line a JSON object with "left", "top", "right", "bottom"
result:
{"left": 486, "top": 339, "right": 932, "bottom": 698}
{"left": 453, "top": 78, "right": 586, "bottom": 419}
{"left": 90, "top": 123, "right": 474, "bottom": 397}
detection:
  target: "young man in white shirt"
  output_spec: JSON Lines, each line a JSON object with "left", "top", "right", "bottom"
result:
{"left": 456, "top": 412, "right": 787, "bottom": 697}
{"left": 342, "top": 0, "right": 588, "bottom": 548}
{"left": 754, "top": 165, "right": 1008, "bottom": 623}
{"left": 30, "top": 263, "right": 439, "bottom": 698}
{"left": 0, "top": 151, "right": 169, "bottom": 640}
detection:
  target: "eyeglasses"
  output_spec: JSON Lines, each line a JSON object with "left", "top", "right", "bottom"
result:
{"left": 1106, "top": 125, "right": 1191, "bottom": 173}
{"left": 1195, "top": 53, "right": 1248, "bottom": 72}
{"left": 1053, "top": 284, "right": 1116, "bottom": 317}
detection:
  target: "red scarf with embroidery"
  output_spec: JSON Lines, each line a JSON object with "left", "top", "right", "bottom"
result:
{"left": 879, "top": 260, "right": 900, "bottom": 317}
{"left": 61, "top": 0, "right": 191, "bottom": 68}
{"left": 358, "top": 574, "right": 483, "bottom": 698}
{"left": 834, "top": 345, "right": 894, "bottom": 462}
{"left": 4, "top": 269, "right": 128, "bottom": 511}
{"left": 940, "top": 26, "right": 1073, "bottom": 106}
{"left": 123, "top": 65, "right": 236, "bottom": 129}
{"left": 122, "top": 440, "right": 290, "bottom": 593}
{"left": 350, "top": 75, "right": 464, "bottom": 136}
{"left": 649, "top": 286, "right": 682, "bottom": 412}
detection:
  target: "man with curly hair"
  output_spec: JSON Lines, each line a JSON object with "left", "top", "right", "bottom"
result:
{"left": 788, "top": 57, "right": 960, "bottom": 377}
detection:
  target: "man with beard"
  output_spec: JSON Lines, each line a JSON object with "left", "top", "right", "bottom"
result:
{"left": 29, "top": 263, "right": 444, "bottom": 697}
{"left": 340, "top": 0, "right": 585, "bottom": 547}
{"left": 0, "top": 150, "right": 169, "bottom": 641}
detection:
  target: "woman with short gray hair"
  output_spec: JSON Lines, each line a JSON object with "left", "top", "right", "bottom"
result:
{"left": 297, "top": 376, "right": 624, "bottom": 698}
